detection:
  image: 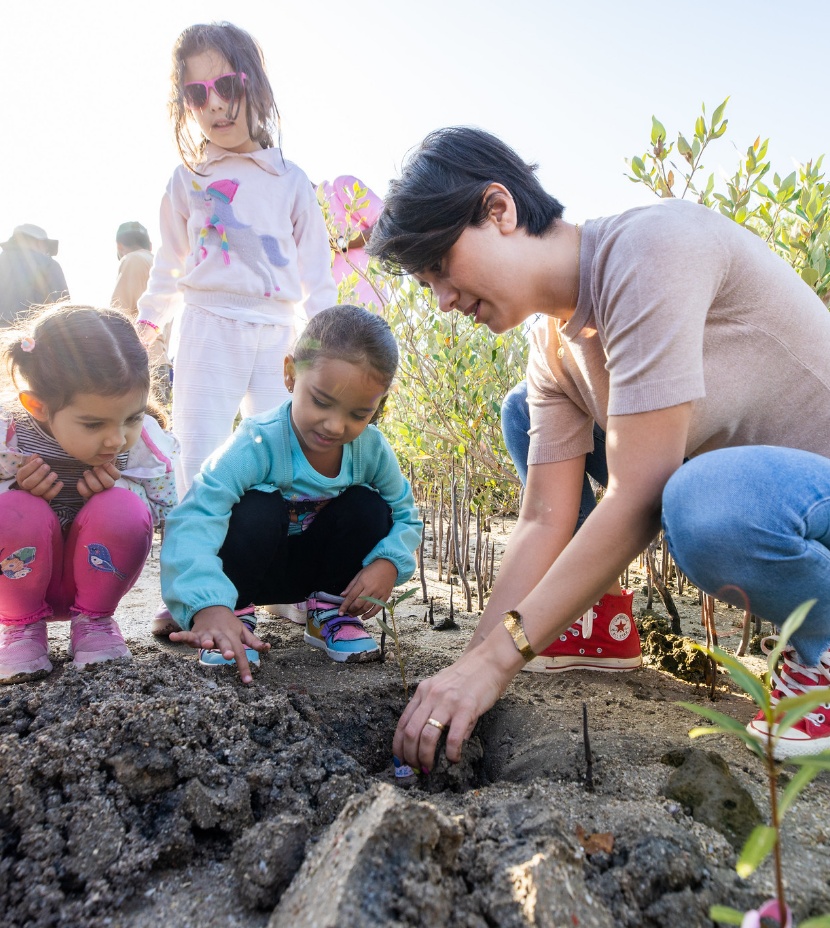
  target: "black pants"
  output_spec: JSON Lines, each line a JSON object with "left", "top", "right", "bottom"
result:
{"left": 218, "top": 485, "right": 393, "bottom": 608}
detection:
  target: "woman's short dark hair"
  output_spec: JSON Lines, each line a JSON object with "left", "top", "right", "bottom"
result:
{"left": 367, "top": 126, "right": 565, "bottom": 275}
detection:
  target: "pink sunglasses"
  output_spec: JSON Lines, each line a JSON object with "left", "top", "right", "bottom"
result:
{"left": 183, "top": 72, "right": 247, "bottom": 109}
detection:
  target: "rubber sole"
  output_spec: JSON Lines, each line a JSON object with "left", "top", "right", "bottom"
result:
{"left": 0, "top": 658, "right": 53, "bottom": 684}
{"left": 522, "top": 654, "right": 642, "bottom": 673}
{"left": 303, "top": 631, "right": 381, "bottom": 663}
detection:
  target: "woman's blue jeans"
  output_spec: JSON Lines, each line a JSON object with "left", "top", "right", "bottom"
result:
{"left": 662, "top": 446, "right": 830, "bottom": 666}
{"left": 501, "top": 380, "right": 607, "bottom": 528}
{"left": 501, "top": 383, "right": 830, "bottom": 666}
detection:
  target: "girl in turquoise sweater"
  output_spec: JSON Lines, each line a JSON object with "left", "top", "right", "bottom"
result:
{"left": 160, "top": 305, "right": 422, "bottom": 682}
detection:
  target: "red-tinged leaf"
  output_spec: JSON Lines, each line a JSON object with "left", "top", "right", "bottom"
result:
{"left": 575, "top": 824, "right": 614, "bottom": 855}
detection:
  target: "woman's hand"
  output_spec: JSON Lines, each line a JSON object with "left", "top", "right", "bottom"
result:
{"left": 393, "top": 627, "right": 522, "bottom": 772}
{"left": 15, "top": 455, "right": 63, "bottom": 500}
{"left": 340, "top": 558, "right": 398, "bottom": 618}
{"left": 169, "top": 605, "right": 270, "bottom": 685}
{"left": 77, "top": 462, "right": 121, "bottom": 499}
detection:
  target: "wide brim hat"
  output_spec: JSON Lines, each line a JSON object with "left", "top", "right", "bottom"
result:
{"left": 2, "top": 224, "right": 59, "bottom": 256}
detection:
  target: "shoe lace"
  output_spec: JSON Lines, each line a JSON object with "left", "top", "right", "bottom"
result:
{"left": 566, "top": 606, "right": 597, "bottom": 640}
{"left": 764, "top": 636, "right": 830, "bottom": 724}
{"left": 1, "top": 624, "right": 35, "bottom": 644}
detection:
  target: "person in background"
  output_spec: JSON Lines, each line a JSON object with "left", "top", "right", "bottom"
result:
{"left": 137, "top": 21, "right": 336, "bottom": 494}
{"left": 321, "top": 175, "right": 386, "bottom": 310}
{"left": 111, "top": 222, "right": 172, "bottom": 401}
{"left": 0, "top": 225, "right": 69, "bottom": 327}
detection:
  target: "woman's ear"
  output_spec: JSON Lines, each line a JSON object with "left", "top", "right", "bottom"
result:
{"left": 482, "top": 183, "right": 518, "bottom": 233}
{"left": 19, "top": 392, "right": 50, "bottom": 422}
{"left": 284, "top": 356, "right": 296, "bottom": 394}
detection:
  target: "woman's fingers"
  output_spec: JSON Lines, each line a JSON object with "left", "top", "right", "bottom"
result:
{"left": 393, "top": 649, "right": 511, "bottom": 771}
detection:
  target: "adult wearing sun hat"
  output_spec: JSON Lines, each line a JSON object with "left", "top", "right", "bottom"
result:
{"left": 0, "top": 224, "right": 69, "bottom": 326}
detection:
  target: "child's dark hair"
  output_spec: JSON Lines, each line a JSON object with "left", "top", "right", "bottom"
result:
{"left": 1, "top": 304, "right": 167, "bottom": 427}
{"left": 368, "top": 126, "right": 565, "bottom": 275}
{"left": 293, "top": 305, "right": 398, "bottom": 423}
{"left": 170, "top": 21, "right": 281, "bottom": 172}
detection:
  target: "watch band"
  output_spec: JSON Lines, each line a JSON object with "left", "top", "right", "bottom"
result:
{"left": 503, "top": 610, "right": 536, "bottom": 662}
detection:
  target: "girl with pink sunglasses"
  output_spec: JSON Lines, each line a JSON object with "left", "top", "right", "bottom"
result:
{"left": 137, "top": 21, "right": 336, "bottom": 496}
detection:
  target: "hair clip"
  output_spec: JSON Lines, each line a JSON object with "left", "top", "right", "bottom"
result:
{"left": 20, "top": 337, "right": 36, "bottom": 353}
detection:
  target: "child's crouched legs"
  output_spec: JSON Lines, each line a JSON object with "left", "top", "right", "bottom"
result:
{"left": 64, "top": 488, "right": 153, "bottom": 668}
{"left": 0, "top": 491, "right": 62, "bottom": 683}
{"left": 662, "top": 445, "right": 830, "bottom": 666}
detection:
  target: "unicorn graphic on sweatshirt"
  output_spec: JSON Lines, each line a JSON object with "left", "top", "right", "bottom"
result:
{"left": 192, "top": 178, "right": 289, "bottom": 296}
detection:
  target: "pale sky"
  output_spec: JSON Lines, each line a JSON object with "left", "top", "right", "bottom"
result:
{"left": 3, "top": 0, "right": 825, "bottom": 305}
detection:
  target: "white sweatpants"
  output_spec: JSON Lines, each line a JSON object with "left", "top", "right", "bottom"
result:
{"left": 172, "top": 305, "right": 293, "bottom": 493}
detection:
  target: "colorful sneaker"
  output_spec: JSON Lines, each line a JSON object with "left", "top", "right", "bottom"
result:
{"left": 0, "top": 620, "right": 52, "bottom": 683}
{"left": 198, "top": 616, "right": 261, "bottom": 669}
{"left": 69, "top": 614, "right": 131, "bottom": 667}
{"left": 150, "top": 604, "right": 182, "bottom": 637}
{"left": 522, "top": 590, "right": 642, "bottom": 673}
{"left": 262, "top": 602, "right": 308, "bottom": 625}
{"left": 746, "top": 640, "right": 830, "bottom": 759}
{"left": 304, "top": 592, "right": 380, "bottom": 663}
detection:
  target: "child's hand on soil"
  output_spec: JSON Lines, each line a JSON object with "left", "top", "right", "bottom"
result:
{"left": 15, "top": 455, "right": 63, "bottom": 500}
{"left": 340, "top": 559, "right": 398, "bottom": 618}
{"left": 169, "top": 605, "right": 270, "bottom": 684}
{"left": 77, "top": 462, "right": 120, "bottom": 499}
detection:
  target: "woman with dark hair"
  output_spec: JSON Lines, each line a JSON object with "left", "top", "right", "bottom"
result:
{"left": 369, "top": 126, "right": 830, "bottom": 772}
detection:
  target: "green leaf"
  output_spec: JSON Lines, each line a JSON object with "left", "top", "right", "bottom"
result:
{"left": 680, "top": 703, "right": 765, "bottom": 754}
{"left": 708, "top": 905, "right": 745, "bottom": 925}
{"left": 779, "top": 763, "right": 821, "bottom": 817}
{"left": 774, "top": 687, "right": 830, "bottom": 737}
{"left": 695, "top": 115, "right": 706, "bottom": 139}
{"left": 364, "top": 596, "right": 388, "bottom": 608}
{"left": 736, "top": 824, "right": 777, "bottom": 877}
{"left": 394, "top": 588, "right": 419, "bottom": 605}
{"left": 651, "top": 116, "right": 666, "bottom": 144}
{"left": 769, "top": 600, "right": 816, "bottom": 668}
{"left": 374, "top": 617, "right": 393, "bottom": 635}
{"left": 711, "top": 97, "right": 729, "bottom": 127}
{"left": 693, "top": 645, "right": 768, "bottom": 705}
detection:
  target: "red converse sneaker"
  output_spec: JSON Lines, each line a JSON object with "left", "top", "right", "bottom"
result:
{"left": 746, "top": 640, "right": 830, "bottom": 759}
{"left": 522, "top": 590, "right": 642, "bottom": 673}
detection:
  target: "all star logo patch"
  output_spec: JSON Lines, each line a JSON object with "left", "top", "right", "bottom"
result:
{"left": 608, "top": 612, "right": 632, "bottom": 641}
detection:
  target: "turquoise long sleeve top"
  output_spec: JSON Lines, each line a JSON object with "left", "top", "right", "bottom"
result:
{"left": 160, "top": 400, "right": 422, "bottom": 629}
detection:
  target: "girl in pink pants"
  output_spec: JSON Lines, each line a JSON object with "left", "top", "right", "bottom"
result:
{"left": 0, "top": 304, "right": 178, "bottom": 683}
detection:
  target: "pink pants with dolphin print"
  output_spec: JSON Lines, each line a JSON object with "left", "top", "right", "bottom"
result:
{"left": 0, "top": 489, "right": 152, "bottom": 625}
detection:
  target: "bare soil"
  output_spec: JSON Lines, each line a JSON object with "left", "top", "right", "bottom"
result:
{"left": 2, "top": 522, "right": 829, "bottom": 927}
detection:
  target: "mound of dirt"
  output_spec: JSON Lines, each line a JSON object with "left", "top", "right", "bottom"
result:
{"left": 2, "top": 537, "right": 830, "bottom": 927}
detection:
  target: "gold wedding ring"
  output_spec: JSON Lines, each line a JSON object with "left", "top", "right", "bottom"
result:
{"left": 425, "top": 717, "right": 446, "bottom": 731}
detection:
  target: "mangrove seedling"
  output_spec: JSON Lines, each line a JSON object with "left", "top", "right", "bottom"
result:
{"left": 367, "top": 588, "right": 418, "bottom": 699}
{"left": 681, "top": 600, "right": 830, "bottom": 927}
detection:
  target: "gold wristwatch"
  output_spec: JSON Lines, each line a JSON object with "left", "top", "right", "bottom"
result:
{"left": 503, "top": 610, "right": 536, "bottom": 662}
